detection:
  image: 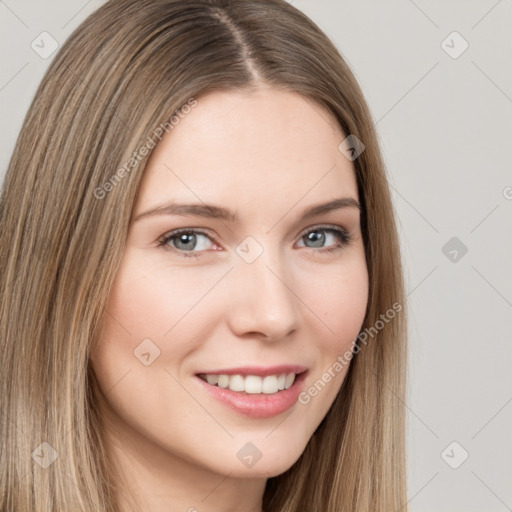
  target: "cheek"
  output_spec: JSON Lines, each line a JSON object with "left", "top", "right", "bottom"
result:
{"left": 298, "top": 252, "right": 369, "bottom": 348}
{"left": 88, "top": 257, "right": 217, "bottom": 437}
{"left": 102, "top": 254, "right": 221, "bottom": 339}
{"left": 90, "top": 254, "right": 227, "bottom": 382}
{"left": 292, "top": 252, "right": 368, "bottom": 405}
{"left": 289, "top": 260, "right": 368, "bottom": 432}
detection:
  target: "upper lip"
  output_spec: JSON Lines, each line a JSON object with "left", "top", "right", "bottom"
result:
{"left": 196, "top": 364, "right": 308, "bottom": 377}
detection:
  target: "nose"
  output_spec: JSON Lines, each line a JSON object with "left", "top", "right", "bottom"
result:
{"left": 226, "top": 247, "right": 300, "bottom": 342}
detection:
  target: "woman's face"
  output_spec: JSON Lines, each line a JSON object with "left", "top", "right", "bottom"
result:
{"left": 90, "top": 86, "right": 368, "bottom": 483}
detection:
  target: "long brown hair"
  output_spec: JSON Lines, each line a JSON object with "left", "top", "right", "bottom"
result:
{"left": 0, "top": 1, "right": 408, "bottom": 510}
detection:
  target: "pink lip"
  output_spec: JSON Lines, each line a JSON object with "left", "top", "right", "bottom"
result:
{"left": 195, "top": 364, "right": 308, "bottom": 377}
{"left": 194, "top": 369, "right": 308, "bottom": 419}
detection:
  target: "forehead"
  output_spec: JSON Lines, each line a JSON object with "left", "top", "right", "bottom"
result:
{"left": 134, "top": 87, "right": 358, "bottom": 218}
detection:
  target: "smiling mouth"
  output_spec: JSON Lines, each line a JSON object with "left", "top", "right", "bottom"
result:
{"left": 197, "top": 372, "right": 298, "bottom": 394}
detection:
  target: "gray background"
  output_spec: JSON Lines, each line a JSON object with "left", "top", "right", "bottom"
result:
{"left": 1, "top": 1, "right": 511, "bottom": 510}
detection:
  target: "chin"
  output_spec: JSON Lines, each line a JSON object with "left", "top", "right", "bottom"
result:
{"left": 223, "top": 434, "right": 311, "bottom": 478}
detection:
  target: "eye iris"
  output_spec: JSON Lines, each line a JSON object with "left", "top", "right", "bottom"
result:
{"left": 175, "top": 233, "right": 196, "bottom": 250}
{"left": 306, "top": 231, "right": 325, "bottom": 248}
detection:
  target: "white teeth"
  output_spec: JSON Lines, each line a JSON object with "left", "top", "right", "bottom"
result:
{"left": 200, "top": 372, "right": 297, "bottom": 394}
{"left": 229, "top": 374, "right": 245, "bottom": 392}
{"left": 206, "top": 374, "right": 219, "bottom": 385}
{"left": 262, "top": 375, "right": 278, "bottom": 394}
{"left": 245, "top": 375, "right": 262, "bottom": 394}
{"left": 284, "top": 373, "right": 295, "bottom": 390}
{"left": 217, "top": 374, "right": 229, "bottom": 388}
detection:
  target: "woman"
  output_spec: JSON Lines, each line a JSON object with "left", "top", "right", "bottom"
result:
{"left": 0, "top": 0, "right": 408, "bottom": 511}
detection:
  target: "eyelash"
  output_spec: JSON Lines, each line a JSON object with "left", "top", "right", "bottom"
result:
{"left": 156, "top": 225, "right": 353, "bottom": 259}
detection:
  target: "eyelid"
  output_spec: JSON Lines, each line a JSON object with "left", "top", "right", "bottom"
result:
{"left": 297, "top": 223, "right": 345, "bottom": 238}
{"left": 157, "top": 227, "right": 219, "bottom": 248}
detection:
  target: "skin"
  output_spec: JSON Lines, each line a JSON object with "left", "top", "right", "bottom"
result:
{"left": 89, "top": 85, "right": 369, "bottom": 512}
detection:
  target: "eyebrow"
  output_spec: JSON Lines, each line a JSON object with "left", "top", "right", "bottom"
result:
{"left": 133, "top": 196, "right": 361, "bottom": 223}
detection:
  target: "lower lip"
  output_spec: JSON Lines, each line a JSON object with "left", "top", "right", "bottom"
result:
{"left": 194, "top": 371, "right": 308, "bottom": 419}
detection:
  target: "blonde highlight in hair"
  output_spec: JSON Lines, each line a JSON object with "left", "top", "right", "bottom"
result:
{"left": 0, "top": 1, "right": 408, "bottom": 510}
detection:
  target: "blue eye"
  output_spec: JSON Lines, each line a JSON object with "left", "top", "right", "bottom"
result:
{"left": 157, "top": 225, "right": 352, "bottom": 258}
{"left": 297, "top": 225, "right": 352, "bottom": 253}
{"left": 157, "top": 229, "right": 215, "bottom": 258}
